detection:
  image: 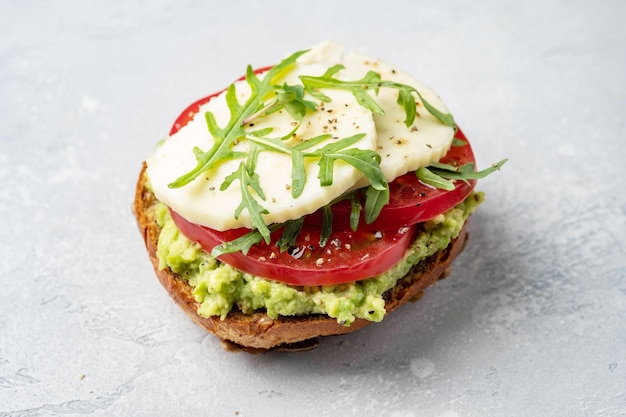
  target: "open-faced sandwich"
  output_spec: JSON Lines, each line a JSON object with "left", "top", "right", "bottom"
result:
{"left": 133, "top": 42, "right": 505, "bottom": 352}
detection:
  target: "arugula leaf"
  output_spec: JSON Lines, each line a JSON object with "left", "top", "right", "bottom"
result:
{"left": 417, "top": 159, "right": 508, "bottom": 191}
{"left": 320, "top": 205, "right": 333, "bottom": 247}
{"left": 290, "top": 149, "right": 306, "bottom": 198}
{"left": 416, "top": 167, "right": 456, "bottom": 190}
{"left": 429, "top": 159, "right": 508, "bottom": 180}
{"left": 349, "top": 192, "right": 362, "bottom": 231}
{"left": 451, "top": 137, "right": 467, "bottom": 146}
{"left": 275, "top": 84, "right": 318, "bottom": 120}
{"left": 363, "top": 186, "right": 390, "bottom": 224}
{"left": 330, "top": 148, "right": 386, "bottom": 190}
{"left": 168, "top": 49, "right": 309, "bottom": 189}
{"left": 276, "top": 217, "right": 304, "bottom": 252}
{"left": 220, "top": 162, "right": 271, "bottom": 242}
{"left": 300, "top": 70, "right": 455, "bottom": 128}
{"left": 211, "top": 229, "right": 264, "bottom": 257}
{"left": 310, "top": 133, "right": 387, "bottom": 192}
{"left": 243, "top": 83, "right": 318, "bottom": 125}
{"left": 211, "top": 222, "right": 284, "bottom": 257}
{"left": 414, "top": 90, "right": 455, "bottom": 127}
{"left": 247, "top": 129, "right": 389, "bottom": 200}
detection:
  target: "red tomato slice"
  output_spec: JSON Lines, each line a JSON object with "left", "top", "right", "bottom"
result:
{"left": 305, "top": 129, "right": 477, "bottom": 231}
{"left": 170, "top": 209, "right": 415, "bottom": 286}
{"left": 169, "top": 66, "right": 273, "bottom": 135}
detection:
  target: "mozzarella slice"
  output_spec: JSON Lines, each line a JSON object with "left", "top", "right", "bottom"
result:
{"left": 340, "top": 51, "right": 455, "bottom": 185}
{"left": 147, "top": 69, "right": 377, "bottom": 231}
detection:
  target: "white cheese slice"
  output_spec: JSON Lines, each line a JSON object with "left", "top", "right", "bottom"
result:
{"left": 147, "top": 67, "right": 377, "bottom": 230}
{"left": 340, "top": 50, "right": 455, "bottom": 185}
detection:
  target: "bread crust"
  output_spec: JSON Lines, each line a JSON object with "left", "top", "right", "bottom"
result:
{"left": 133, "top": 163, "right": 469, "bottom": 351}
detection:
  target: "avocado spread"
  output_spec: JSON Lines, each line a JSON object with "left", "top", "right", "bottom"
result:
{"left": 155, "top": 193, "right": 483, "bottom": 326}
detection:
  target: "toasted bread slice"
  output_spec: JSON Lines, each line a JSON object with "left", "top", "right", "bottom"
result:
{"left": 133, "top": 163, "right": 469, "bottom": 352}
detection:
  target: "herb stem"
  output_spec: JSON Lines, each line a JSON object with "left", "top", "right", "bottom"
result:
{"left": 241, "top": 98, "right": 277, "bottom": 126}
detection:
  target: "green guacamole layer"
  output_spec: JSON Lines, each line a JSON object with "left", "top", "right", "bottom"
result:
{"left": 155, "top": 193, "right": 483, "bottom": 325}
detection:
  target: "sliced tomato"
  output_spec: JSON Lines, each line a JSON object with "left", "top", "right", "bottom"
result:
{"left": 305, "top": 129, "right": 477, "bottom": 231}
{"left": 170, "top": 209, "right": 415, "bottom": 286}
{"left": 169, "top": 66, "right": 273, "bottom": 135}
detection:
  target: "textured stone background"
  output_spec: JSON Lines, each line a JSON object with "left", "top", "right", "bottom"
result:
{"left": 1, "top": 0, "right": 624, "bottom": 416}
